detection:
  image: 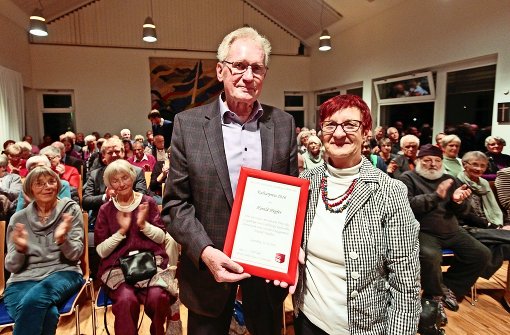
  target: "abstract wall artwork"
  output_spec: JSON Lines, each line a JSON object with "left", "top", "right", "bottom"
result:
{"left": 149, "top": 57, "right": 223, "bottom": 119}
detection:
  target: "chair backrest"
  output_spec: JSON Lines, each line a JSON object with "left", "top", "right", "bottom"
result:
{"left": 144, "top": 171, "right": 151, "bottom": 189}
{"left": 0, "top": 220, "right": 5, "bottom": 297}
{"left": 80, "top": 212, "right": 90, "bottom": 280}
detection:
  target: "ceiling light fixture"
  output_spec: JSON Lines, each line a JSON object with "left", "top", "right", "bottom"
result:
{"left": 29, "top": 0, "right": 48, "bottom": 37}
{"left": 142, "top": 0, "right": 157, "bottom": 42}
{"left": 318, "top": 0, "right": 331, "bottom": 51}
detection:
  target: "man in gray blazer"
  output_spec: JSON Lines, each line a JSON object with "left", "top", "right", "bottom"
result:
{"left": 162, "top": 27, "right": 298, "bottom": 334}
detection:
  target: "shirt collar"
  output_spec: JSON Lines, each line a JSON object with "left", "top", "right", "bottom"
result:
{"left": 219, "top": 93, "right": 263, "bottom": 131}
{"left": 134, "top": 154, "right": 149, "bottom": 162}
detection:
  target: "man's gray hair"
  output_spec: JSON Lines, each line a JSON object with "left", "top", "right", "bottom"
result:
{"left": 400, "top": 134, "right": 420, "bottom": 148}
{"left": 216, "top": 27, "right": 272, "bottom": 66}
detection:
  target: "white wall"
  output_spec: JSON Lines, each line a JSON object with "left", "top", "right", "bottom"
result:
{"left": 0, "top": 1, "right": 32, "bottom": 86}
{"left": 29, "top": 45, "right": 310, "bottom": 139}
{"left": 309, "top": 0, "right": 510, "bottom": 148}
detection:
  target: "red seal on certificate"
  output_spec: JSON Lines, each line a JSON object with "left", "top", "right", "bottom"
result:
{"left": 275, "top": 253, "right": 285, "bottom": 263}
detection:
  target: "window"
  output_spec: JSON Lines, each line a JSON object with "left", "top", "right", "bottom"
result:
{"left": 284, "top": 93, "right": 305, "bottom": 128}
{"left": 40, "top": 91, "right": 75, "bottom": 141}
{"left": 445, "top": 65, "right": 496, "bottom": 129}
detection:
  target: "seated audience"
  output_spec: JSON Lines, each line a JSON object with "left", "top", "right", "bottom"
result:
{"left": 17, "top": 141, "right": 33, "bottom": 160}
{"left": 41, "top": 146, "right": 80, "bottom": 189}
{"left": 387, "top": 126, "right": 401, "bottom": 154}
{"left": 81, "top": 134, "right": 97, "bottom": 162}
{"left": 369, "top": 125, "right": 385, "bottom": 151}
{"left": 398, "top": 144, "right": 491, "bottom": 325}
{"left": 75, "top": 132, "right": 86, "bottom": 148}
{"left": 22, "top": 135, "right": 40, "bottom": 154}
{"left": 441, "top": 134, "right": 463, "bottom": 176}
{"left": 297, "top": 130, "right": 311, "bottom": 154}
{"left": 0, "top": 154, "right": 23, "bottom": 219}
{"left": 120, "top": 128, "right": 132, "bottom": 143}
{"left": 378, "top": 137, "right": 397, "bottom": 165}
{"left": 15, "top": 155, "right": 72, "bottom": 211}
{"left": 301, "top": 135, "right": 324, "bottom": 170}
{"left": 129, "top": 141, "right": 157, "bottom": 172}
{"left": 52, "top": 141, "right": 84, "bottom": 176}
{"left": 387, "top": 134, "right": 419, "bottom": 178}
{"left": 4, "top": 166, "right": 84, "bottom": 335}
{"left": 61, "top": 136, "right": 81, "bottom": 160}
{"left": 4, "top": 143, "right": 28, "bottom": 177}
{"left": 152, "top": 135, "right": 167, "bottom": 162}
{"left": 435, "top": 132, "right": 446, "bottom": 148}
{"left": 123, "top": 139, "right": 134, "bottom": 159}
{"left": 361, "top": 139, "right": 386, "bottom": 171}
{"left": 38, "top": 134, "right": 53, "bottom": 150}
{"left": 149, "top": 148, "right": 171, "bottom": 204}
{"left": 484, "top": 136, "right": 510, "bottom": 181}
{"left": 95, "top": 160, "right": 171, "bottom": 335}
{"left": 83, "top": 138, "right": 147, "bottom": 230}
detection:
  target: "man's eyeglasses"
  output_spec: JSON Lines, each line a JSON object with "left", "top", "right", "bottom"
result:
{"left": 222, "top": 61, "right": 267, "bottom": 77}
{"left": 34, "top": 179, "right": 58, "bottom": 189}
{"left": 320, "top": 120, "right": 362, "bottom": 134}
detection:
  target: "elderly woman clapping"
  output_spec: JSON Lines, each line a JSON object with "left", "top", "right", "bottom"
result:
{"left": 95, "top": 159, "right": 171, "bottom": 335}
{"left": 3, "top": 166, "right": 84, "bottom": 335}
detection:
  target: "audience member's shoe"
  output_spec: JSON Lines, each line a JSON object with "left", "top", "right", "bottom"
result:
{"left": 432, "top": 296, "right": 448, "bottom": 326}
{"left": 442, "top": 287, "right": 459, "bottom": 312}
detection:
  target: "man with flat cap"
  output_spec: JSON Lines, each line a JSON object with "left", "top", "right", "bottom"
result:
{"left": 398, "top": 144, "right": 490, "bottom": 325}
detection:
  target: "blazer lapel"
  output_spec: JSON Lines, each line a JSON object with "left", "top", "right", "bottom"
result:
{"left": 203, "top": 101, "right": 234, "bottom": 207}
{"left": 260, "top": 108, "right": 274, "bottom": 172}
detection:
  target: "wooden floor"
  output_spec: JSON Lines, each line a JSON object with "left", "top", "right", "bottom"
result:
{"left": 1, "top": 263, "right": 508, "bottom": 335}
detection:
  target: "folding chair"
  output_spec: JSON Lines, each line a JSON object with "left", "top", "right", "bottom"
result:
{"left": 0, "top": 214, "right": 93, "bottom": 334}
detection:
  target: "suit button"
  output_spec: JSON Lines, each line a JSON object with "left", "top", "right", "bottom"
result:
{"left": 349, "top": 251, "right": 359, "bottom": 259}
{"left": 351, "top": 271, "right": 360, "bottom": 280}
{"left": 350, "top": 290, "right": 359, "bottom": 298}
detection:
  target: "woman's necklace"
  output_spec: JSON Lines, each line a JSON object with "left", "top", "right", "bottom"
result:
{"left": 320, "top": 177, "right": 357, "bottom": 213}
{"left": 114, "top": 191, "right": 137, "bottom": 209}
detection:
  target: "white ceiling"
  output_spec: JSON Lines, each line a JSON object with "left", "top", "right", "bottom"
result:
{"left": 12, "top": 0, "right": 406, "bottom": 44}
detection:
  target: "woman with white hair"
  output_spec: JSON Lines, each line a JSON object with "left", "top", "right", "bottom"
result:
{"left": 297, "top": 130, "right": 312, "bottom": 154}
{"left": 81, "top": 134, "right": 97, "bottom": 162}
{"left": 441, "top": 134, "right": 463, "bottom": 176}
{"left": 302, "top": 135, "right": 324, "bottom": 170}
{"left": 484, "top": 135, "right": 510, "bottom": 181}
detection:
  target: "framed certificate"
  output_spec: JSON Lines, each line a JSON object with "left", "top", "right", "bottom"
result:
{"left": 224, "top": 167, "right": 309, "bottom": 284}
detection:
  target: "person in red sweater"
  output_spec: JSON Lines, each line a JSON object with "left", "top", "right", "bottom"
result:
{"left": 40, "top": 146, "right": 80, "bottom": 189}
